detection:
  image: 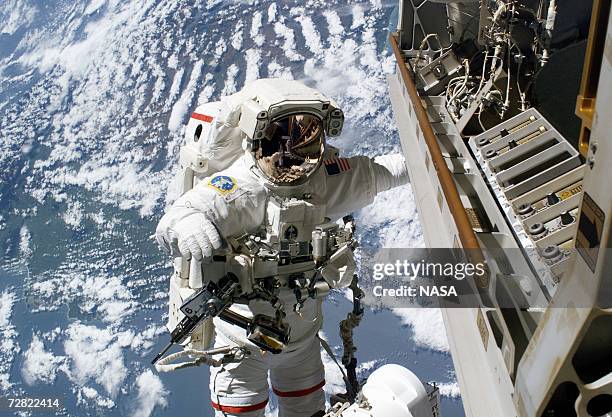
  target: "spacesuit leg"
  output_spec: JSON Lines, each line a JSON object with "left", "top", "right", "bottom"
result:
{"left": 270, "top": 338, "right": 326, "bottom": 417}
{"left": 209, "top": 335, "right": 270, "bottom": 417}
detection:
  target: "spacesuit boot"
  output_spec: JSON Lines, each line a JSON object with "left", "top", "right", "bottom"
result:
{"left": 155, "top": 79, "right": 410, "bottom": 417}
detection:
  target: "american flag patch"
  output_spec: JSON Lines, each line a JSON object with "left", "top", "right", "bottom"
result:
{"left": 324, "top": 158, "right": 351, "bottom": 176}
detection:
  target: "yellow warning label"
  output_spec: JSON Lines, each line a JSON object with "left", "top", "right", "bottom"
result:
{"left": 558, "top": 183, "right": 583, "bottom": 200}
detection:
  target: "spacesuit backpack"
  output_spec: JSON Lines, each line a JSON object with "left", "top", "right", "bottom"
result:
{"left": 165, "top": 97, "right": 247, "bottom": 352}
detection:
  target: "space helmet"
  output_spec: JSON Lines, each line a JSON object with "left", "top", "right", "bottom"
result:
{"left": 232, "top": 78, "right": 344, "bottom": 186}
{"left": 252, "top": 112, "right": 325, "bottom": 186}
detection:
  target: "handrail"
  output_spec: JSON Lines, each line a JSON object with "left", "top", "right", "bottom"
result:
{"left": 389, "top": 33, "right": 482, "bottom": 253}
{"left": 575, "top": 0, "right": 610, "bottom": 156}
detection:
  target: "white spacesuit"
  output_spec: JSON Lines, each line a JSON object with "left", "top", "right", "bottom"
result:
{"left": 155, "top": 79, "right": 409, "bottom": 417}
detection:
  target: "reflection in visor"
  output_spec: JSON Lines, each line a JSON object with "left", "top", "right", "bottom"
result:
{"left": 254, "top": 114, "right": 324, "bottom": 184}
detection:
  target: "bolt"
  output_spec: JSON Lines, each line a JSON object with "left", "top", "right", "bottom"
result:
{"left": 517, "top": 203, "right": 534, "bottom": 215}
{"left": 542, "top": 245, "right": 561, "bottom": 259}
{"left": 485, "top": 149, "right": 497, "bottom": 158}
{"left": 529, "top": 222, "right": 546, "bottom": 236}
{"left": 587, "top": 156, "right": 595, "bottom": 169}
{"left": 478, "top": 137, "right": 490, "bottom": 147}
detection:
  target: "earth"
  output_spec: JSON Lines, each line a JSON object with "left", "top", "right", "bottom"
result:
{"left": 0, "top": 1, "right": 465, "bottom": 416}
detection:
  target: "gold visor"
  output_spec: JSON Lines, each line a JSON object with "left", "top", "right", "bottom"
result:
{"left": 254, "top": 114, "right": 324, "bottom": 185}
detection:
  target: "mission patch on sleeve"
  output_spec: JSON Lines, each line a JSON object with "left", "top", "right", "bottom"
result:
{"left": 207, "top": 175, "right": 238, "bottom": 195}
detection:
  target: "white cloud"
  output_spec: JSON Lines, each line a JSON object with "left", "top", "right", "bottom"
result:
{"left": 196, "top": 77, "right": 216, "bottom": 106}
{"left": 59, "top": 161, "right": 165, "bottom": 217}
{"left": 61, "top": 200, "right": 84, "bottom": 228}
{"left": 0, "top": 0, "right": 37, "bottom": 36}
{"left": 169, "top": 61, "right": 204, "bottom": 132}
{"left": 357, "top": 359, "right": 382, "bottom": 376}
{"left": 131, "top": 370, "right": 168, "bottom": 417}
{"left": 296, "top": 15, "right": 323, "bottom": 55}
{"left": 230, "top": 22, "right": 244, "bottom": 50}
{"left": 300, "top": 10, "right": 398, "bottom": 154}
{"left": 85, "top": 0, "right": 107, "bottom": 15}
{"left": 77, "top": 386, "right": 115, "bottom": 409}
{"left": 0, "top": 289, "right": 16, "bottom": 334}
{"left": 32, "top": 269, "right": 136, "bottom": 323}
{"left": 391, "top": 308, "right": 450, "bottom": 352}
{"left": 166, "top": 68, "right": 185, "bottom": 112}
{"left": 351, "top": 5, "right": 365, "bottom": 29}
{"left": 126, "top": 324, "right": 165, "bottom": 354}
{"left": 274, "top": 22, "right": 303, "bottom": 62}
{"left": 22, "top": 334, "right": 64, "bottom": 385}
{"left": 19, "top": 225, "right": 32, "bottom": 257}
{"left": 318, "top": 332, "right": 346, "bottom": 398}
{"left": 324, "top": 11, "right": 344, "bottom": 37}
{"left": 0, "top": 290, "right": 18, "bottom": 391}
{"left": 245, "top": 49, "right": 261, "bottom": 83}
{"left": 267, "top": 60, "right": 293, "bottom": 79}
{"left": 356, "top": 184, "right": 424, "bottom": 248}
{"left": 24, "top": 5, "right": 132, "bottom": 76}
{"left": 63, "top": 323, "right": 128, "bottom": 398}
{"left": 437, "top": 381, "right": 461, "bottom": 398}
{"left": 250, "top": 11, "right": 264, "bottom": 46}
{"left": 267, "top": 3, "right": 277, "bottom": 23}
{"left": 221, "top": 64, "right": 239, "bottom": 96}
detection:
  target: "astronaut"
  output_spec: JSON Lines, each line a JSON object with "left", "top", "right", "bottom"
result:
{"left": 155, "top": 79, "right": 409, "bottom": 417}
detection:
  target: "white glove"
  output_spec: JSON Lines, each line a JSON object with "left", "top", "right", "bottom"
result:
{"left": 372, "top": 153, "right": 410, "bottom": 193}
{"left": 156, "top": 213, "right": 222, "bottom": 261}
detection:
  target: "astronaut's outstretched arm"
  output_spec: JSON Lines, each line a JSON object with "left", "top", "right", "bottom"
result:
{"left": 323, "top": 153, "right": 409, "bottom": 218}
